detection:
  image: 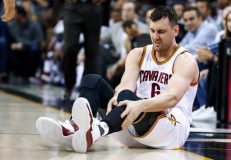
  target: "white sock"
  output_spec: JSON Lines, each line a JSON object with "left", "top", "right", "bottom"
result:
{"left": 98, "top": 121, "right": 109, "bottom": 136}
{"left": 91, "top": 121, "right": 109, "bottom": 143}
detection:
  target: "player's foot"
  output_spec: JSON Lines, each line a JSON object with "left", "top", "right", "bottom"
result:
{"left": 71, "top": 97, "right": 94, "bottom": 153}
{"left": 36, "top": 117, "right": 79, "bottom": 148}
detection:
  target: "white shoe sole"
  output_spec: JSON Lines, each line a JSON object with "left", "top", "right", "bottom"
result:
{"left": 71, "top": 98, "right": 93, "bottom": 153}
{"left": 36, "top": 117, "right": 72, "bottom": 147}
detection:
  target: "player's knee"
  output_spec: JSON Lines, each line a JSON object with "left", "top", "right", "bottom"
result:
{"left": 80, "top": 74, "right": 102, "bottom": 89}
{"left": 117, "top": 89, "right": 134, "bottom": 102}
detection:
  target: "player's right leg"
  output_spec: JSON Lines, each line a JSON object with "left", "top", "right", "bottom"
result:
{"left": 36, "top": 117, "right": 79, "bottom": 148}
{"left": 36, "top": 74, "right": 113, "bottom": 150}
{"left": 71, "top": 90, "right": 143, "bottom": 152}
{"left": 71, "top": 97, "right": 95, "bottom": 152}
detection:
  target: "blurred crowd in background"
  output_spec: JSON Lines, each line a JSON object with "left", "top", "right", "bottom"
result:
{"left": 0, "top": 0, "right": 231, "bottom": 122}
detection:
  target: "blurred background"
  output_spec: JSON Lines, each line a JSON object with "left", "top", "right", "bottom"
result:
{"left": 0, "top": 0, "right": 231, "bottom": 130}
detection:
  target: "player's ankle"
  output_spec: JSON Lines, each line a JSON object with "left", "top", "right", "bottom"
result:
{"left": 91, "top": 120, "right": 109, "bottom": 142}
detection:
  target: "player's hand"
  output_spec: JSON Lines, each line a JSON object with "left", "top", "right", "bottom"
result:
{"left": 117, "top": 100, "right": 143, "bottom": 129}
{"left": 1, "top": 0, "right": 15, "bottom": 22}
{"left": 106, "top": 95, "right": 118, "bottom": 115}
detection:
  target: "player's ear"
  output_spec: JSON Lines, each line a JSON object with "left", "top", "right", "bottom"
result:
{"left": 173, "top": 24, "right": 179, "bottom": 36}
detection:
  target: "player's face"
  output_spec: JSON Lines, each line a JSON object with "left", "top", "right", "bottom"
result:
{"left": 183, "top": 10, "right": 201, "bottom": 32}
{"left": 149, "top": 18, "right": 178, "bottom": 52}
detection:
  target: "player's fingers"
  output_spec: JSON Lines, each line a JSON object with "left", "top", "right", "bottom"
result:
{"left": 106, "top": 107, "right": 111, "bottom": 115}
{"left": 122, "top": 121, "right": 127, "bottom": 129}
{"left": 106, "top": 98, "right": 115, "bottom": 114}
{"left": 122, "top": 117, "right": 131, "bottom": 129}
{"left": 117, "top": 100, "right": 128, "bottom": 107}
{"left": 112, "top": 99, "right": 118, "bottom": 106}
{"left": 106, "top": 103, "right": 112, "bottom": 115}
{"left": 121, "top": 107, "right": 129, "bottom": 118}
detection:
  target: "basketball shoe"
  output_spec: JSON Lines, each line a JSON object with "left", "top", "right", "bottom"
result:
{"left": 71, "top": 97, "right": 102, "bottom": 153}
{"left": 36, "top": 117, "right": 79, "bottom": 148}
{"left": 192, "top": 107, "right": 217, "bottom": 122}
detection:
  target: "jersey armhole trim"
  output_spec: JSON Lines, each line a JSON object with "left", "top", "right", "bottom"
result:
{"left": 139, "top": 46, "right": 146, "bottom": 68}
{"left": 172, "top": 50, "right": 200, "bottom": 86}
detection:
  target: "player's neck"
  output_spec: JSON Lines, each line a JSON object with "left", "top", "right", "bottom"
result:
{"left": 156, "top": 43, "right": 179, "bottom": 59}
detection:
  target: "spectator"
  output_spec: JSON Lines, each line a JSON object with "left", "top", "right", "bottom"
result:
{"left": 172, "top": 1, "right": 184, "bottom": 24}
{"left": 109, "top": 6, "right": 122, "bottom": 25}
{"left": 107, "top": 20, "right": 151, "bottom": 87}
{"left": 172, "top": 1, "right": 187, "bottom": 43}
{"left": 100, "top": 0, "right": 148, "bottom": 85}
{"left": 196, "top": 10, "right": 231, "bottom": 110}
{"left": 196, "top": 0, "right": 218, "bottom": 29}
{"left": 145, "top": 7, "right": 155, "bottom": 24}
{"left": 180, "top": 6, "right": 218, "bottom": 109}
{"left": 180, "top": 6, "right": 218, "bottom": 54}
{"left": 216, "top": 0, "right": 231, "bottom": 30}
{"left": 191, "top": 6, "right": 231, "bottom": 121}
{"left": 8, "top": 5, "right": 44, "bottom": 80}
{"left": 123, "top": 20, "right": 151, "bottom": 53}
{"left": 60, "top": 0, "right": 111, "bottom": 100}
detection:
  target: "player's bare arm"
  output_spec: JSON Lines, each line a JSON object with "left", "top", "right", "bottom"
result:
{"left": 141, "top": 52, "right": 199, "bottom": 112}
{"left": 118, "top": 53, "right": 199, "bottom": 128}
{"left": 106, "top": 47, "right": 143, "bottom": 114}
{"left": 1, "top": 0, "right": 15, "bottom": 22}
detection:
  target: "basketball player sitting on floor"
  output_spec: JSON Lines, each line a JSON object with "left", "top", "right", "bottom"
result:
{"left": 36, "top": 6, "right": 199, "bottom": 153}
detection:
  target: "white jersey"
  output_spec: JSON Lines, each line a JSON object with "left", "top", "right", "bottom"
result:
{"left": 112, "top": 44, "right": 199, "bottom": 149}
{"left": 136, "top": 44, "right": 198, "bottom": 123}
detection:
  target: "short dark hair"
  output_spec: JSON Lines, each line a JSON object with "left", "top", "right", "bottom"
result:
{"left": 122, "top": 20, "right": 137, "bottom": 29}
{"left": 183, "top": 6, "right": 201, "bottom": 17}
{"left": 150, "top": 6, "right": 178, "bottom": 26}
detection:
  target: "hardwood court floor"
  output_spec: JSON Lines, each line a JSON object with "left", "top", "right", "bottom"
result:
{"left": 0, "top": 84, "right": 229, "bottom": 160}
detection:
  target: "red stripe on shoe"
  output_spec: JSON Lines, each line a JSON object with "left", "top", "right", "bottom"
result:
{"left": 71, "top": 120, "right": 79, "bottom": 132}
{"left": 86, "top": 103, "right": 93, "bottom": 151}
{"left": 61, "top": 125, "right": 74, "bottom": 136}
{"left": 61, "top": 121, "right": 79, "bottom": 136}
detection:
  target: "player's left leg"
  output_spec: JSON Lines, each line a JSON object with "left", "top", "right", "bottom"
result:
{"left": 133, "top": 107, "right": 190, "bottom": 149}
